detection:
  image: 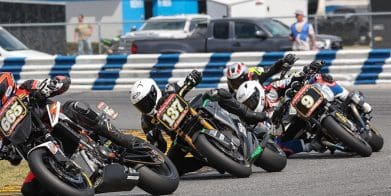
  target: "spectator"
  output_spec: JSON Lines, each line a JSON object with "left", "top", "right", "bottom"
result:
{"left": 289, "top": 10, "right": 316, "bottom": 51}
{"left": 74, "top": 14, "right": 93, "bottom": 55}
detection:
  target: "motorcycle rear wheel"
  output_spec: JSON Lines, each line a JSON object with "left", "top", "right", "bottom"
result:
{"left": 322, "top": 116, "right": 372, "bottom": 157}
{"left": 254, "top": 142, "right": 287, "bottom": 172}
{"left": 28, "top": 148, "right": 94, "bottom": 196}
{"left": 195, "top": 134, "right": 252, "bottom": 178}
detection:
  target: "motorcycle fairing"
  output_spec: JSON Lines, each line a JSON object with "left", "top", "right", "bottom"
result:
{"left": 202, "top": 101, "right": 238, "bottom": 132}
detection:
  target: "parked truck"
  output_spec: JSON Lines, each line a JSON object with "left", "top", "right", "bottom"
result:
{"left": 129, "top": 17, "right": 342, "bottom": 54}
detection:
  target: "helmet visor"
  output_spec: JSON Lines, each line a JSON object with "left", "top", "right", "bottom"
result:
{"left": 133, "top": 86, "right": 157, "bottom": 114}
{"left": 243, "top": 87, "right": 260, "bottom": 111}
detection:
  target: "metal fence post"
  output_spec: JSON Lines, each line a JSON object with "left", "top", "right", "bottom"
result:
{"left": 369, "top": 14, "right": 373, "bottom": 48}
{"left": 98, "top": 22, "right": 102, "bottom": 54}
{"left": 314, "top": 15, "right": 318, "bottom": 34}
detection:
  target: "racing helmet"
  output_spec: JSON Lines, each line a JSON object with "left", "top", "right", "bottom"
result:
{"left": 0, "top": 72, "right": 17, "bottom": 107}
{"left": 226, "top": 62, "right": 248, "bottom": 91}
{"left": 236, "top": 81, "right": 265, "bottom": 112}
{"left": 130, "top": 79, "right": 162, "bottom": 115}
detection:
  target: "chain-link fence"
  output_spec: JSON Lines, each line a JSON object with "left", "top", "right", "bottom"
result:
{"left": 1, "top": 12, "right": 390, "bottom": 55}
{"left": 267, "top": 12, "right": 391, "bottom": 49}
{"left": 0, "top": 21, "right": 144, "bottom": 55}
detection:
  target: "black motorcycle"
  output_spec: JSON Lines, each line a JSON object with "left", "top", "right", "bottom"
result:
{"left": 61, "top": 101, "right": 179, "bottom": 195}
{"left": 152, "top": 82, "right": 286, "bottom": 178}
{"left": 0, "top": 91, "right": 179, "bottom": 195}
{"left": 274, "top": 68, "right": 373, "bottom": 157}
{"left": 0, "top": 93, "right": 95, "bottom": 196}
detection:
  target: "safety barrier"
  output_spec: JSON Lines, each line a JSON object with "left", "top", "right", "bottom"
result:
{"left": 0, "top": 49, "right": 390, "bottom": 91}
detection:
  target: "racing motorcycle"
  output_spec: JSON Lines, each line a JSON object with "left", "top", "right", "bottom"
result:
{"left": 0, "top": 91, "right": 178, "bottom": 195}
{"left": 154, "top": 83, "right": 287, "bottom": 178}
{"left": 0, "top": 92, "right": 95, "bottom": 196}
{"left": 62, "top": 101, "right": 180, "bottom": 195}
{"left": 274, "top": 66, "right": 373, "bottom": 157}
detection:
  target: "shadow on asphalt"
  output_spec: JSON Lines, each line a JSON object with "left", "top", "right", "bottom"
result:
{"left": 179, "top": 167, "right": 269, "bottom": 181}
{"left": 288, "top": 151, "right": 359, "bottom": 159}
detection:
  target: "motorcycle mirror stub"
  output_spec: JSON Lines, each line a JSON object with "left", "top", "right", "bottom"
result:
{"left": 97, "top": 102, "right": 119, "bottom": 120}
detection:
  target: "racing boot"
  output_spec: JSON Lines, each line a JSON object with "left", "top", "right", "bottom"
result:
{"left": 95, "top": 119, "right": 138, "bottom": 150}
{"left": 62, "top": 101, "right": 138, "bottom": 149}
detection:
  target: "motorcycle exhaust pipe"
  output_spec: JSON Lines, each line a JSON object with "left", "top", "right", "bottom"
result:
{"left": 321, "top": 140, "right": 345, "bottom": 151}
{"left": 95, "top": 163, "right": 139, "bottom": 193}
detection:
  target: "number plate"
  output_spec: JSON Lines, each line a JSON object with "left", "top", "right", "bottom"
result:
{"left": 156, "top": 94, "right": 189, "bottom": 130}
{"left": 291, "top": 84, "right": 324, "bottom": 118}
{"left": 0, "top": 96, "right": 28, "bottom": 137}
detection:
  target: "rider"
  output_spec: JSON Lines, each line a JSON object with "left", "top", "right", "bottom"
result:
{"left": 0, "top": 73, "right": 70, "bottom": 196}
{"left": 130, "top": 70, "right": 270, "bottom": 175}
{"left": 226, "top": 54, "right": 297, "bottom": 93}
{"left": 237, "top": 60, "right": 373, "bottom": 156}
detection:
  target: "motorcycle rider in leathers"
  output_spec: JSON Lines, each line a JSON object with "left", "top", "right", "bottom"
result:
{"left": 0, "top": 73, "right": 141, "bottom": 196}
{"left": 130, "top": 70, "right": 270, "bottom": 175}
{"left": 226, "top": 54, "right": 297, "bottom": 94}
{"left": 0, "top": 73, "right": 71, "bottom": 196}
{"left": 236, "top": 60, "right": 373, "bottom": 156}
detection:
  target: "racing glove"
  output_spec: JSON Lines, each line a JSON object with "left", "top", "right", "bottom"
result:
{"left": 38, "top": 76, "right": 71, "bottom": 98}
{"left": 303, "top": 60, "right": 325, "bottom": 75}
{"left": 282, "top": 54, "right": 297, "bottom": 67}
{"left": 0, "top": 141, "right": 22, "bottom": 166}
{"left": 185, "top": 70, "right": 202, "bottom": 88}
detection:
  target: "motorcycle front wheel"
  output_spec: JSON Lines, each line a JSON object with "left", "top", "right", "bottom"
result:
{"left": 28, "top": 148, "right": 94, "bottom": 196}
{"left": 194, "top": 134, "right": 252, "bottom": 178}
{"left": 134, "top": 141, "right": 179, "bottom": 195}
{"left": 366, "top": 123, "right": 384, "bottom": 152}
{"left": 322, "top": 116, "right": 372, "bottom": 157}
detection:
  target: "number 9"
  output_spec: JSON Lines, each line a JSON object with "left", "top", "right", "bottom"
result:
{"left": 301, "top": 95, "right": 314, "bottom": 109}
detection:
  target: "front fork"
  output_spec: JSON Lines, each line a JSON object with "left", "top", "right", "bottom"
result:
{"left": 350, "top": 104, "right": 371, "bottom": 133}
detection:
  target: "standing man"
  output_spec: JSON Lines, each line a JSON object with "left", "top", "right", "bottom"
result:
{"left": 289, "top": 10, "right": 316, "bottom": 51}
{"left": 74, "top": 14, "right": 93, "bottom": 55}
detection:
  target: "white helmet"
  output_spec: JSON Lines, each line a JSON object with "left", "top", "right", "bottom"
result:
{"left": 130, "top": 79, "right": 162, "bottom": 114}
{"left": 236, "top": 81, "right": 265, "bottom": 112}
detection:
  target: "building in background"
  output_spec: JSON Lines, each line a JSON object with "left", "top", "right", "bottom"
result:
{"left": 58, "top": 0, "right": 201, "bottom": 42}
{"left": 0, "top": 0, "right": 66, "bottom": 54}
{"left": 207, "top": 0, "right": 307, "bottom": 25}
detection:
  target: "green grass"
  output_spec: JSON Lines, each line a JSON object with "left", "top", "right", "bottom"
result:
{"left": 0, "top": 161, "right": 28, "bottom": 192}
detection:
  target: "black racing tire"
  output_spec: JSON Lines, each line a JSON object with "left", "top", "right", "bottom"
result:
{"left": 254, "top": 142, "right": 287, "bottom": 172}
{"left": 28, "top": 148, "right": 94, "bottom": 196}
{"left": 322, "top": 116, "right": 372, "bottom": 157}
{"left": 194, "top": 134, "right": 252, "bottom": 178}
{"left": 366, "top": 124, "right": 384, "bottom": 152}
{"left": 136, "top": 142, "right": 179, "bottom": 195}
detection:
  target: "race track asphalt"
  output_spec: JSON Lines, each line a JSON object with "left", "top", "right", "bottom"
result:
{"left": 56, "top": 87, "right": 391, "bottom": 196}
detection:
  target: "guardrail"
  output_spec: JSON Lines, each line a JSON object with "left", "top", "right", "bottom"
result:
{"left": 0, "top": 49, "right": 390, "bottom": 91}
